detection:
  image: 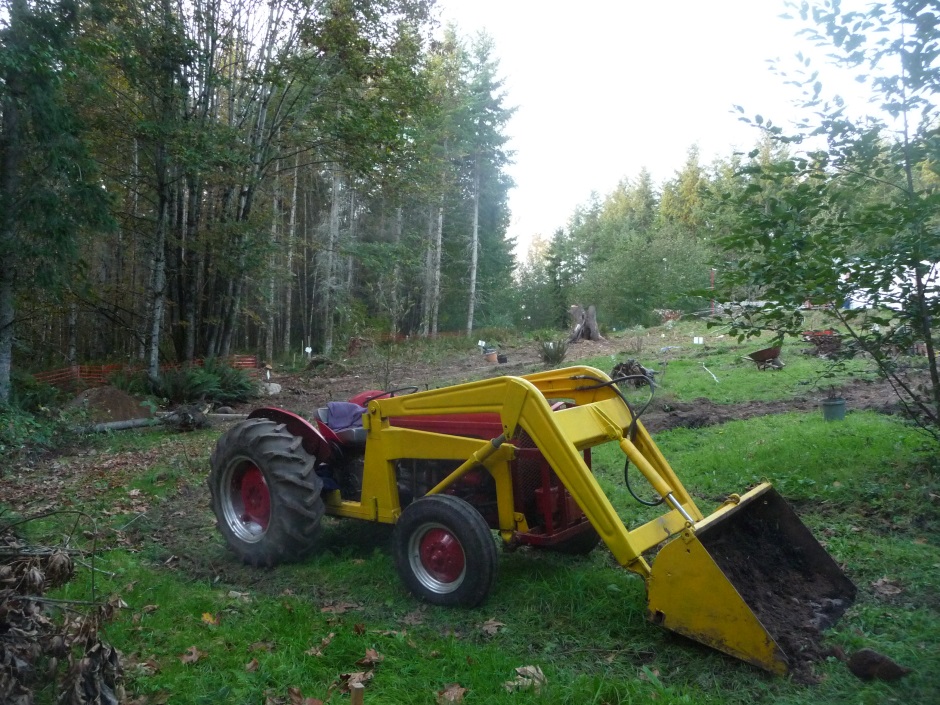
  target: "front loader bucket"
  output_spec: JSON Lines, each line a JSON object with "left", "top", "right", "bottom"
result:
{"left": 646, "top": 484, "right": 856, "bottom": 675}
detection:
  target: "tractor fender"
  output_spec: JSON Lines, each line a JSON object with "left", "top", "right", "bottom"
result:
{"left": 247, "top": 407, "right": 332, "bottom": 462}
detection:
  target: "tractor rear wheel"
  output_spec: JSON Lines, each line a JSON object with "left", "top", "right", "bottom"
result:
{"left": 209, "top": 418, "right": 324, "bottom": 566}
{"left": 393, "top": 495, "right": 497, "bottom": 608}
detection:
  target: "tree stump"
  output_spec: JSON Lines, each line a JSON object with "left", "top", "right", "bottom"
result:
{"left": 568, "top": 304, "right": 604, "bottom": 342}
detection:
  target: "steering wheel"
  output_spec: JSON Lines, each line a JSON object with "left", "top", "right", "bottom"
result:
{"left": 359, "top": 386, "right": 419, "bottom": 405}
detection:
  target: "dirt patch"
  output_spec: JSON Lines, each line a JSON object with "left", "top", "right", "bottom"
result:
{"left": 698, "top": 489, "right": 856, "bottom": 683}
{"left": 638, "top": 377, "right": 900, "bottom": 434}
{"left": 67, "top": 386, "right": 153, "bottom": 423}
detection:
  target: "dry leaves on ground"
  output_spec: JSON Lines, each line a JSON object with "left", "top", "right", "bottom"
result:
{"left": 503, "top": 665, "right": 546, "bottom": 693}
{"left": 871, "top": 577, "right": 904, "bottom": 597}
{"left": 480, "top": 618, "right": 505, "bottom": 636}
{"left": 305, "top": 632, "right": 335, "bottom": 657}
{"left": 179, "top": 646, "right": 206, "bottom": 664}
{"left": 356, "top": 648, "right": 384, "bottom": 667}
{"left": 436, "top": 683, "right": 467, "bottom": 703}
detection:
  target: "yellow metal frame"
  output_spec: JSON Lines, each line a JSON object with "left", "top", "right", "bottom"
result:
{"left": 324, "top": 365, "right": 702, "bottom": 578}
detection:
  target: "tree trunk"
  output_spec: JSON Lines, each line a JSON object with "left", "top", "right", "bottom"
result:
{"left": 420, "top": 205, "right": 434, "bottom": 337}
{"left": 323, "top": 167, "right": 342, "bottom": 355}
{"left": 283, "top": 155, "right": 299, "bottom": 356}
{"left": 391, "top": 206, "right": 402, "bottom": 336}
{"left": 568, "top": 304, "right": 603, "bottom": 342}
{"left": 431, "top": 203, "right": 443, "bottom": 335}
{"left": 466, "top": 158, "right": 480, "bottom": 336}
{"left": 265, "top": 163, "right": 280, "bottom": 363}
{"left": 0, "top": 1, "right": 22, "bottom": 403}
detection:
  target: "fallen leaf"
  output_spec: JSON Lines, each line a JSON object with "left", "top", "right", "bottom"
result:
{"left": 179, "top": 646, "right": 206, "bottom": 664}
{"left": 436, "top": 683, "right": 467, "bottom": 703}
{"left": 352, "top": 559, "right": 366, "bottom": 565}
{"left": 129, "top": 488, "right": 142, "bottom": 497}
{"left": 321, "top": 602, "right": 361, "bottom": 614}
{"left": 356, "top": 648, "right": 384, "bottom": 667}
{"left": 913, "top": 537, "right": 927, "bottom": 545}
{"left": 401, "top": 609, "right": 425, "bottom": 625}
{"left": 305, "top": 633, "right": 335, "bottom": 657}
{"left": 503, "top": 665, "right": 546, "bottom": 693}
{"left": 337, "top": 671, "right": 373, "bottom": 693}
{"left": 142, "top": 604, "right": 159, "bottom": 613}
{"left": 871, "top": 577, "right": 903, "bottom": 597}
{"left": 228, "top": 590, "right": 252, "bottom": 602}
{"left": 201, "top": 612, "right": 220, "bottom": 625}
{"left": 480, "top": 618, "right": 505, "bottom": 636}
{"left": 245, "top": 658, "right": 259, "bottom": 672}
{"left": 371, "top": 629, "right": 406, "bottom": 637}
{"left": 353, "top": 623, "right": 366, "bottom": 635}
{"left": 249, "top": 641, "right": 276, "bottom": 652}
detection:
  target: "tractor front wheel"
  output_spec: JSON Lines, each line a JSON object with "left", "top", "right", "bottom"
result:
{"left": 393, "top": 495, "right": 497, "bottom": 608}
{"left": 209, "top": 418, "right": 324, "bottom": 566}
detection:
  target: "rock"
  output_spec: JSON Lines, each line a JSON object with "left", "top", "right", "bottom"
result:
{"left": 259, "top": 382, "right": 282, "bottom": 396}
{"left": 215, "top": 406, "right": 235, "bottom": 414}
{"left": 847, "top": 648, "right": 912, "bottom": 681}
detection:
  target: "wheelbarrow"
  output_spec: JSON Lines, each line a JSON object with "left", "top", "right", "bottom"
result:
{"left": 744, "top": 346, "right": 783, "bottom": 370}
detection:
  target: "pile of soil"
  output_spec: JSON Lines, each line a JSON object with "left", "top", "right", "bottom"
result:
{"left": 67, "top": 386, "right": 153, "bottom": 423}
{"left": 697, "top": 488, "right": 857, "bottom": 683}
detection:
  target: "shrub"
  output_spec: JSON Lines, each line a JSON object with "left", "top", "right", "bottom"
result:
{"left": 201, "top": 359, "right": 256, "bottom": 404}
{"left": 10, "top": 372, "right": 64, "bottom": 413}
{"left": 538, "top": 339, "right": 568, "bottom": 366}
{"left": 151, "top": 361, "right": 255, "bottom": 405}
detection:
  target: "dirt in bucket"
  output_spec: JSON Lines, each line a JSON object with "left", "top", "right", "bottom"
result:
{"left": 697, "top": 489, "right": 856, "bottom": 682}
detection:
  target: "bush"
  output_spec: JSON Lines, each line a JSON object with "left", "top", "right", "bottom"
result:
{"left": 201, "top": 359, "right": 256, "bottom": 404}
{"left": 10, "top": 372, "right": 64, "bottom": 413}
{"left": 538, "top": 339, "right": 568, "bottom": 366}
{"left": 107, "top": 369, "right": 151, "bottom": 396}
{"left": 0, "top": 406, "right": 68, "bottom": 458}
{"left": 151, "top": 361, "right": 256, "bottom": 405}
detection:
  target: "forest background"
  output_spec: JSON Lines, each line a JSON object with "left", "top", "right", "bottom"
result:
{"left": 1, "top": 0, "right": 938, "bottom": 411}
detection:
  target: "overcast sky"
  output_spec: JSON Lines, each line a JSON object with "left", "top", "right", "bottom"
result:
{"left": 435, "top": 0, "right": 865, "bottom": 255}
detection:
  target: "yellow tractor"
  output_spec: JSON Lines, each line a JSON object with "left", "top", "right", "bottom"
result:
{"left": 209, "top": 366, "right": 855, "bottom": 675}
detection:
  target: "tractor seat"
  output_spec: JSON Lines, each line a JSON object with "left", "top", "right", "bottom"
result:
{"left": 316, "top": 402, "right": 368, "bottom": 445}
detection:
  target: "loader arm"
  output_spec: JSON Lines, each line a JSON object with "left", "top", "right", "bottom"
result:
{"left": 363, "top": 366, "right": 703, "bottom": 577}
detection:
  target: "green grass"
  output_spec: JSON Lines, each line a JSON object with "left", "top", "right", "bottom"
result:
{"left": 581, "top": 330, "right": 879, "bottom": 404}
{"left": 29, "top": 411, "right": 936, "bottom": 705}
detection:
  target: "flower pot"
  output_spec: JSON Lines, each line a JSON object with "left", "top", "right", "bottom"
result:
{"left": 483, "top": 350, "right": 498, "bottom": 363}
{"left": 822, "top": 397, "right": 846, "bottom": 421}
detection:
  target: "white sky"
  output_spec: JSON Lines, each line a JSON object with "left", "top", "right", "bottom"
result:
{"left": 435, "top": 0, "right": 867, "bottom": 255}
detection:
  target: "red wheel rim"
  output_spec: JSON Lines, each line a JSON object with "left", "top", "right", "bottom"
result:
{"left": 418, "top": 528, "right": 465, "bottom": 583}
{"left": 238, "top": 465, "right": 270, "bottom": 530}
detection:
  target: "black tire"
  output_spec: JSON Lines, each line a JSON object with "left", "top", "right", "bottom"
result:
{"left": 393, "top": 495, "right": 497, "bottom": 608}
{"left": 535, "top": 525, "right": 601, "bottom": 556}
{"left": 209, "top": 418, "right": 324, "bottom": 566}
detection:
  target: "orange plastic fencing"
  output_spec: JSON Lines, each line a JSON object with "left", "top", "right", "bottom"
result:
{"left": 32, "top": 355, "right": 259, "bottom": 390}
